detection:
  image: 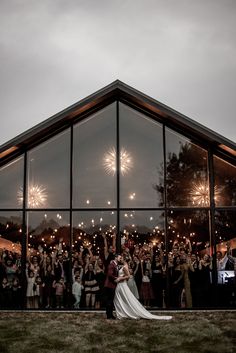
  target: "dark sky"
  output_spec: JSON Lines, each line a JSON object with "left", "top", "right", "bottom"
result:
{"left": 1, "top": 0, "right": 236, "bottom": 146}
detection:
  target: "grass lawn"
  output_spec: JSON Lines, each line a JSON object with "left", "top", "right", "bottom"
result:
{"left": 0, "top": 311, "right": 235, "bottom": 353}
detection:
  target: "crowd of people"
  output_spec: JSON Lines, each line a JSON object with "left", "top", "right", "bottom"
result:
{"left": 0, "top": 234, "right": 235, "bottom": 310}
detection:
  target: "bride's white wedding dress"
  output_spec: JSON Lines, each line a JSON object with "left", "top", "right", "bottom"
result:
{"left": 114, "top": 267, "right": 172, "bottom": 320}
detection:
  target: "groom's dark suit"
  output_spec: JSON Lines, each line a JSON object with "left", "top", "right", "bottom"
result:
{"left": 104, "top": 260, "right": 119, "bottom": 319}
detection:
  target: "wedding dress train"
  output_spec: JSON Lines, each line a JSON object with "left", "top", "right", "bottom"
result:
{"left": 114, "top": 267, "right": 172, "bottom": 320}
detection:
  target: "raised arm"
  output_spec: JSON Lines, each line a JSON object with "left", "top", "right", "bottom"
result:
{"left": 112, "top": 233, "right": 116, "bottom": 253}
{"left": 87, "top": 245, "right": 95, "bottom": 262}
{"left": 102, "top": 233, "right": 109, "bottom": 260}
{"left": 84, "top": 257, "right": 90, "bottom": 273}
{"left": 140, "top": 259, "right": 144, "bottom": 277}
{"left": 25, "top": 262, "right": 29, "bottom": 279}
{"left": 186, "top": 238, "right": 192, "bottom": 254}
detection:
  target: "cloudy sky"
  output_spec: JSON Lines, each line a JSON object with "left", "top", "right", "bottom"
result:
{"left": 0, "top": 0, "right": 236, "bottom": 146}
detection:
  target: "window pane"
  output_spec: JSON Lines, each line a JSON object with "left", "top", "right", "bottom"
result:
{"left": 72, "top": 211, "right": 117, "bottom": 261}
{"left": 26, "top": 211, "right": 70, "bottom": 309}
{"left": 0, "top": 211, "right": 22, "bottom": 309}
{"left": 27, "top": 130, "right": 70, "bottom": 208}
{"left": 214, "top": 156, "right": 236, "bottom": 206}
{"left": 167, "top": 210, "right": 211, "bottom": 308}
{"left": 73, "top": 104, "right": 116, "bottom": 208}
{"left": 0, "top": 157, "right": 24, "bottom": 208}
{"left": 120, "top": 210, "right": 166, "bottom": 308}
{"left": 119, "top": 103, "right": 164, "bottom": 207}
{"left": 72, "top": 211, "right": 117, "bottom": 308}
{"left": 215, "top": 210, "right": 236, "bottom": 264}
{"left": 166, "top": 129, "right": 209, "bottom": 207}
{"left": 215, "top": 210, "right": 236, "bottom": 307}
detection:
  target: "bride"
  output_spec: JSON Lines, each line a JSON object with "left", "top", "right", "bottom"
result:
{"left": 114, "top": 257, "right": 172, "bottom": 320}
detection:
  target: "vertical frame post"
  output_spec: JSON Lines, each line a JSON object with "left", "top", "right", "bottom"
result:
{"left": 116, "top": 101, "right": 121, "bottom": 253}
{"left": 22, "top": 151, "right": 27, "bottom": 309}
{"left": 163, "top": 125, "right": 170, "bottom": 308}
{"left": 208, "top": 149, "right": 217, "bottom": 305}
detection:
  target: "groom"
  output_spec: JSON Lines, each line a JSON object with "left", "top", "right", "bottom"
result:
{"left": 104, "top": 253, "right": 122, "bottom": 319}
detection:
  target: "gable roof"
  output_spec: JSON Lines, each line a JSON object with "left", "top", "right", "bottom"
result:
{"left": 0, "top": 80, "right": 236, "bottom": 165}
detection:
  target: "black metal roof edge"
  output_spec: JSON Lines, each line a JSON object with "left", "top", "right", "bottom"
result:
{"left": 0, "top": 79, "right": 235, "bottom": 160}
{"left": 0, "top": 80, "right": 120, "bottom": 153}
{"left": 116, "top": 81, "right": 236, "bottom": 149}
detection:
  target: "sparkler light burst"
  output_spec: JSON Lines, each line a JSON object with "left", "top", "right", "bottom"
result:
{"left": 103, "top": 147, "right": 133, "bottom": 176}
{"left": 190, "top": 182, "right": 220, "bottom": 206}
{"left": 18, "top": 185, "right": 47, "bottom": 208}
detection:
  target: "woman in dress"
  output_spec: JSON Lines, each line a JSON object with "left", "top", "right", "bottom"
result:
{"left": 151, "top": 254, "right": 164, "bottom": 307}
{"left": 94, "top": 257, "right": 106, "bottom": 309}
{"left": 83, "top": 262, "right": 99, "bottom": 308}
{"left": 170, "top": 255, "right": 184, "bottom": 308}
{"left": 114, "top": 257, "right": 172, "bottom": 320}
{"left": 171, "top": 254, "right": 194, "bottom": 308}
{"left": 127, "top": 266, "right": 139, "bottom": 300}
{"left": 198, "top": 254, "right": 212, "bottom": 307}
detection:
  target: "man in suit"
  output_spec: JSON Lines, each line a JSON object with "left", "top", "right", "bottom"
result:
{"left": 104, "top": 253, "right": 122, "bottom": 319}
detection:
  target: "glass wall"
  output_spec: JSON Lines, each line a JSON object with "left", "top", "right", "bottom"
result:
{"left": 0, "top": 157, "right": 24, "bottom": 208}
{"left": 119, "top": 103, "right": 164, "bottom": 208}
{"left": 165, "top": 129, "right": 209, "bottom": 207}
{"left": 167, "top": 210, "right": 211, "bottom": 308}
{"left": 120, "top": 211, "right": 166, "bottom": 308}
{"left": 27, "top": 130, "right": 70, "bottom": 208}
{"left": 214, "top": 156, "right": 236, "bottom": 206}
{"left": 0, "top": 212, "right": 22, "bottom": 309}
{"left": 26, "top": 211, "right": 70, "bottom": 309}
{"left": 214, "top": 210, "right": 236, "bottom": 307}
{"left": 0, "top": 100, "right": 235, "bottom": 310}
{"left": 73, "top": 104, "right": 116, "bottom": 208}
{"left": 72, "top": 211, "right": 117, "bottom": 308}
{"left": 213, "top": 156, "right": 236, "bottom": 307}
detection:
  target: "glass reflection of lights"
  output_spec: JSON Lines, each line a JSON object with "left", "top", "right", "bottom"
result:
{"left": 103, "top": 147, "right": 133, "bottom": 176}
{"left": 129, "top": 192, "right": 136, "bottom": 200}
{"left": 18, "top": 185, "right": 47, "bottom": 208}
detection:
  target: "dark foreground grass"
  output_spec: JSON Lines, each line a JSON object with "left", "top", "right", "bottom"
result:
{"left": 0, "top": 311, "right": 235, "bottom": 353}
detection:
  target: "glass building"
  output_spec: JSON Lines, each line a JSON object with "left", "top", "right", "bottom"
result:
{"left": 0, "top": 80, "right": 235, "bottom": 310}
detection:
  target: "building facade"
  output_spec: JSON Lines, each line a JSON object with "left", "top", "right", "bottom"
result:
{"left": 0, "top": 81, "right": 235, "bottom": 310}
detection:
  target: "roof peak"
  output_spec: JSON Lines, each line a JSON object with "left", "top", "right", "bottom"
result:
{"left": 0, "top": 81, "right": 235, "bottom": 163}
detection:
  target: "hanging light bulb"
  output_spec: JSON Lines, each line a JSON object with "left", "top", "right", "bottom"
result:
{"left": 190, "top": 182, "right": 220, "bottom": 206}
{"left": 103, "top": 147, "right": 133, "bottom": 176}
{"left": 18, "top": 185, "right": 47, "bottom": 208}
